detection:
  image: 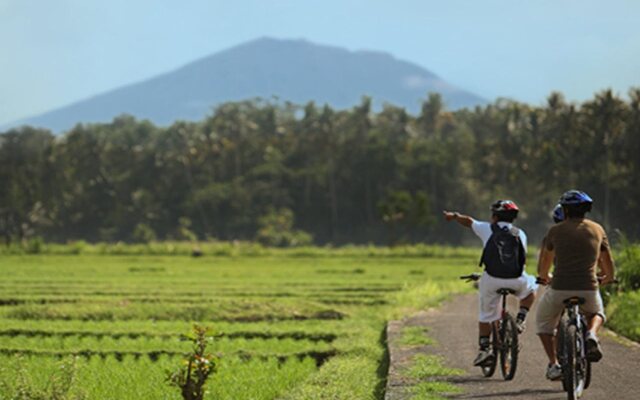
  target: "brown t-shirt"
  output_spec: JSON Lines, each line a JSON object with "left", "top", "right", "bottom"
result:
{"left": 543, "top": 218, "right": 609, "bottom": 291}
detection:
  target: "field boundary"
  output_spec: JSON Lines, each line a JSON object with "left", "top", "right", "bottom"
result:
{"left": 384, "top": 310, "right": 447, "bottom": 400}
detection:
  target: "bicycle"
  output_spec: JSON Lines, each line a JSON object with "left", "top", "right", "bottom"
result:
{"left": 460, "top": 272, "right": 519, "bottom": 380}
{"left": 537, "top": 276, "right": 615, "bottom": 400}
{"left": 556, "top": 296, "right": 591, "bottom": 400}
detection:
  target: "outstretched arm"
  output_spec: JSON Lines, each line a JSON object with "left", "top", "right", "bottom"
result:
{"left": 442, "top": 211, "right": 473, "bottom": 228}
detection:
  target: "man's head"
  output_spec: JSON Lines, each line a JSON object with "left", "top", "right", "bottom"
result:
{"left": 490, "top": 200, "right": 519, "bottom": 222}
{"left": 559, "top": 190, "right": 593, "bottom": 219}
{"left": 552, "top": 204, "right": 564, "bottom": 223}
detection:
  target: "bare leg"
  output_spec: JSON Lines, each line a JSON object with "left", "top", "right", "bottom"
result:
{"left": 519, "top": 292, "right": 535, "bottom": 310}
{"left": 479, "top": 321, "right": 492, "bottom": 337}
{"left": 538, "top": 333, "right": 558, "bottom": 364}
{"left": 588, "top": 314, "right": 604, "bottom": 336}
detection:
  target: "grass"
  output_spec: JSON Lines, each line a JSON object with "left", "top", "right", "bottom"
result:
{"left": 0, "top": 251, "right": 476, "bottom": 399}
{"left": 404, "top": 355, "right": 464, "bottom": 380}
{"left": 398, "top": 327, "right": 434, "bottom": 347}
{"left": 410, "top": 381, "right": 463, "bottom": 400}
{"left": 0, "top": 241, "right": 481, "bottom": 258}
{"left": 403, "top": 355, "right": 464, "bottom": 400}
{"left": 605, "top": 290, "right": 640, "bottom": 342}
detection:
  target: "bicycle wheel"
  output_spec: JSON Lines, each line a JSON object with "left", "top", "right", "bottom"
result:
{"left": 499, "top": 313, "right": 518, "bottom": 380}
{"left": 584, "top": 359, "right": 591, "bottom": 389}
{"left": 558, "top": 317, "right": 569, "bottom": 392}
{"left": 481, "top": 322, "right": 498, "bottom": 377}
{"left": 564, "top": 324, "right": 587, "bottom": 400}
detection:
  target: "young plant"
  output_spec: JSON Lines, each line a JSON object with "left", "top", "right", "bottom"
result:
{"left": 4, "top": 355, "right": 85, "bottom": 400}
{"left": 166, "top": 325, "right": 218, "bottom": 400}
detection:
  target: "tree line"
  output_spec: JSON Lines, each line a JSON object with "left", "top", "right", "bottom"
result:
{"left": 1, "top": 90, "right": 639, "bottom": 246}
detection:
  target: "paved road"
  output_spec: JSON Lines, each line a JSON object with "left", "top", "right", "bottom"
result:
{"left": 386, "top": 292, "right": 640, "bottom": 400}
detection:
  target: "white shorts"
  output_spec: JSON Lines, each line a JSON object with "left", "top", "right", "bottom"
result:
{"left": 478, "top": 271, "right": 538, "bottom": 323}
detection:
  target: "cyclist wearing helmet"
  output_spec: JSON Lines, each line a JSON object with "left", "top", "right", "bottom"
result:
{"left": 536, "top": 190, "right": 615, "bottom": 381}
{"left": 444, "top": 200, "right": 537, "bottom": 367}
{"left": 552, "top": 204, "right": 564, "bottom": 224}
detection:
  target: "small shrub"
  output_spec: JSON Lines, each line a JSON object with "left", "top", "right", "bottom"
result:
{"left": 167, "top": 324, "right": 218, "bottom": 400}
{"left": 3, "top": 355, "right": 85, "bottom": 400}
{"left": 616, "top": 240, "right": 640, "bottom": 292}
{"left": 67, "top": 240, "right": 88, "bottom": 255}
{"left": 177, "top": 218, "right": 198, "bottom": 242}
{"left": 132, "top": 223, "right": 157, "bottom": 243}
{"left": 256, "top": 208, "right": 313, "bottom": 247}
{"left": 24, "top": 237, "right": 44, "bottom": 254}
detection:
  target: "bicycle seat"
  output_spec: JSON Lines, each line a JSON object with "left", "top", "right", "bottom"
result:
{"left": 563, "top": 296, "right": 586, "bottom": 305}
{"left": 496, "top": 288, "right": 516, "bottom": 295}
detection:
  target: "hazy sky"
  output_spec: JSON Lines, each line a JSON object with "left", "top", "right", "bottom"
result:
{"left": 2, "top": 0, "right": 640, "bottom": 124}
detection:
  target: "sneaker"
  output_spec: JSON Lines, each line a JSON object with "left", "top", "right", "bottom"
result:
{"left": 546, "top": 363, "right": 563, "bottom": 381}
{"left": 586, "top": 335, "right": 603, "bottom": 362}
{"left": 516, "top": 319, "right": 526, "bottom": 334}
{"left": 473, "top": 349, "right": 494, "bottom": 366}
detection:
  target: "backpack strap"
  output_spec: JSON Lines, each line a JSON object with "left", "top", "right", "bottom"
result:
{"left": 510, "top": 226, "right": 526, "bottom": 269}
{"left": 479, "top": 223, "right": 501, "bottom": 267}
{"left": 504, "top": 225, "right": 526, "bottom": 270}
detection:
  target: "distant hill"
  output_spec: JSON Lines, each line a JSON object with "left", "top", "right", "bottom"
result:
{"left": 4, "top": 37, "right": 486, "bottom": 133}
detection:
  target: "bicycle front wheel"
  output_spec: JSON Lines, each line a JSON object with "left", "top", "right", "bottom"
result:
{"left": 499, "top": 313, "right": 518, "bottom": 380}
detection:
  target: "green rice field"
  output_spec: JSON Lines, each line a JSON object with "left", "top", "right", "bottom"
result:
{"left": 0, "top": 252, "right": 474, "bottom": 399}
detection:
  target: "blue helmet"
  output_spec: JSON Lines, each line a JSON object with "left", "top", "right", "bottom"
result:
{"left": 559, "top": 190, "right": 593, "bottom": 206}
{"left": 552, "top": 204, "right": 564, "bottom": 223}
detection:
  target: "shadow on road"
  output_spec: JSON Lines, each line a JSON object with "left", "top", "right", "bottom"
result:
{"left": 451, "top": 388, "right": 564, "bottom": 399}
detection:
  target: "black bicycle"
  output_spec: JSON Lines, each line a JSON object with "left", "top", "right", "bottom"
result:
{"left": 460, "top": 273, "right": 519, "bottom": 380}
{"left": 556, "top": 296, "right": 591, "bottom": 400}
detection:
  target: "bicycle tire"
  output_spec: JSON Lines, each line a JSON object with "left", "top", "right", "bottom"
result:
{"left": 584, "top": 358, "right": 591, "bottom": 389}
{"left": 558, "top": 317, "right": 569, "bottom": 392}
{"left": 500, "top": 313, "right": 518, "bottom": 380}
{"left": 480, "top": 322, "right": 498, "bottom": 377}
{"left": 564, "top": 324, "right": 586, "bottom": 400}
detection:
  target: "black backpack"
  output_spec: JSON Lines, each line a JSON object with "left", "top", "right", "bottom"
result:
{"left": 479, "top": 223, "right": 525, "bottom": 278}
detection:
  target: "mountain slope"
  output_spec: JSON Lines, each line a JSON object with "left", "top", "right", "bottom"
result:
{"left": 6, "top": 37, "right": 486, "bottom": 132}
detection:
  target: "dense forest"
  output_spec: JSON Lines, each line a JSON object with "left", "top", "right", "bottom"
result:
{"left": 1, "top": 90, "right": 639, "bottom": 246}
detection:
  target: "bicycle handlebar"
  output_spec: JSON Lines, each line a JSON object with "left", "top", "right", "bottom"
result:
{"left": 459, "top": 273, "right": 482, "bottom": 282}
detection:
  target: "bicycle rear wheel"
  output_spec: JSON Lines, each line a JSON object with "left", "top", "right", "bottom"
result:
{"left": 481, "top": 322, "right": 498, "bottom": 377}
{"left": 500, "top": 313, "right": 518, "bottom": 380}
{"left": 558, "top": 318, "right": 569, "bottom": 392}
{"left": 564, "top": 324, "right": 587, "bottom": 400}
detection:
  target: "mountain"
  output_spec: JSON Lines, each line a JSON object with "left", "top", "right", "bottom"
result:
{"left": 4, "top": 37, "right": 486, "bottom": 133}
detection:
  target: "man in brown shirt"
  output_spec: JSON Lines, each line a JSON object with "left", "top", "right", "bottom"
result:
{"left": 535, "top": 190, "right": 615, "bottom": 380}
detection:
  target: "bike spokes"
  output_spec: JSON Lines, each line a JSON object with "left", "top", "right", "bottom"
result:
{"left": 500, "top": 314, "right": 518, "bottom": 380}
{"left": 480, "top": 322, "right": 498, "bottom": 377}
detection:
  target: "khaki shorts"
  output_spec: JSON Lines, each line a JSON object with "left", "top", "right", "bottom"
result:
{"left": 535, "top": 287, "right": 605, "bottom": 335}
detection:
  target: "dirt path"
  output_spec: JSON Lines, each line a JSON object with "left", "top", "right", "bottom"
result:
{"left": 386, "top": 293, "right": 640, "bottom": 400}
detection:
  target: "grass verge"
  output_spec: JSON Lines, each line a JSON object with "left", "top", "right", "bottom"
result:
{"left": 605, "top": 290, "right": 640, "bottom": 342}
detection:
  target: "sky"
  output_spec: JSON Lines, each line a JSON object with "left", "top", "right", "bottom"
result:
{"left": 2, "top": 0, "right": 640, "bottom": 125}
